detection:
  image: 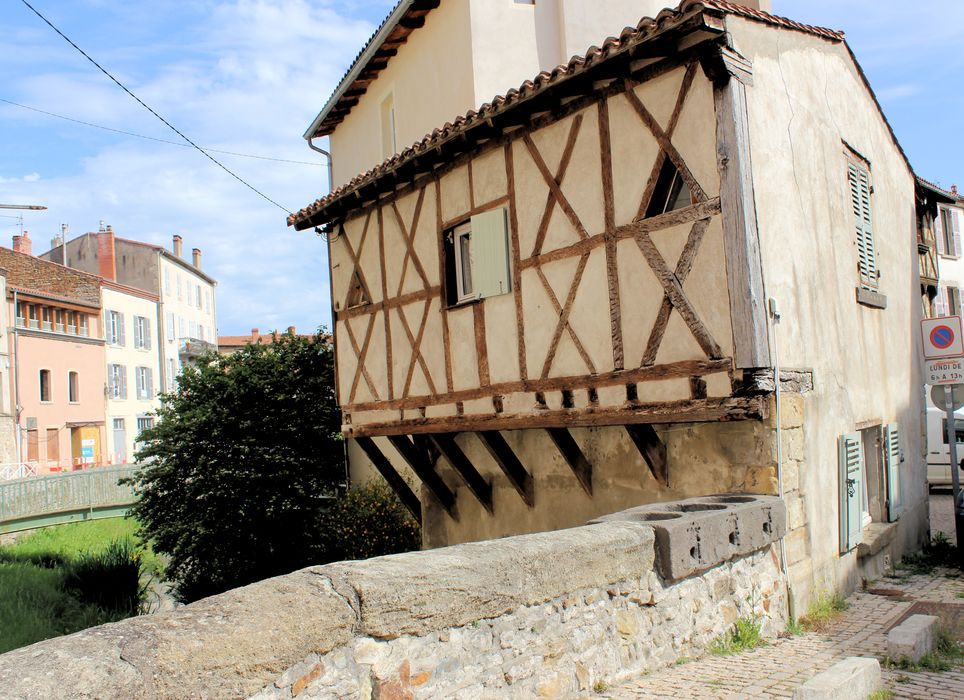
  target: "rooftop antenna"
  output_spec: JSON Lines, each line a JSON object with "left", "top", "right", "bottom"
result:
{"left": 0, "top": 203, "right": 48, "bottom": 235}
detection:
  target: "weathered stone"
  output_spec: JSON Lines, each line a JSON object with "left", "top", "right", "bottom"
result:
{"left": 887, "top": 614, "right": 939, "bottom": 662}
{"left": 792, "top": 657, "right": 880, "bottom": 700}
{"left": 0, "top": 569, "right": 357, "bottom": 699}
{"left": 781, "top": 394, "right": 805, "bottom": 429}
{"left": 291, "top": 662, "right": 324, "bottom": 696}
{"left": 616, "top": 611, "right": 638, "bottom": 637}
{"left": 743, "top": 464, "right": 778, "bottom": 493}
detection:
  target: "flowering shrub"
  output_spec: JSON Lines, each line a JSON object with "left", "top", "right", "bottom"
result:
{"left": 317, "top": 480, "right": 421, "bottom": 562}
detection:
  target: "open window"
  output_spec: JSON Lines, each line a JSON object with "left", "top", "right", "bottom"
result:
{"left": 839, "top": 424, "right": 902, "bottom": 554}
{"left": 645, "top": 158, "right": 692, "bottom": 218}
{"left": 444, "top": 208, "right": 512, "bottom": 306}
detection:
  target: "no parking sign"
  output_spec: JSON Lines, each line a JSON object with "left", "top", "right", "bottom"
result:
{"left": 922, "top": 316, "right": 964, "bottom": 385}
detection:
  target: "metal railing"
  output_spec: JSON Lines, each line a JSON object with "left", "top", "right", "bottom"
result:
{"left": 0, "top": 466, "right": 140, "bottom": 534}
{"left": 0, "top": 462, "right": 37, "bottom": 481}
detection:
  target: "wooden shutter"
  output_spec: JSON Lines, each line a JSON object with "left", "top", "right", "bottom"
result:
{"left": 849, "top": 163, "right": 877, "bottom": 289}
{"left": 144, "top": 318, "right": 152, "bottom": 350}
{"left": 936, "top": 209, "right": 946, "bottom": 255}
{"left": 120, "top": 366, "right": 128, "bottom": 400}
{"left": 936, "top": 287, "right": 949, "bottom": 316}
{"left": 838, "top": 433, "right": 863, "bottom": 553}
{"left": 118, "top": 312, "right": 126, "bottom": 346}
{"left": 471, "top": 207, "right": 512, "bottom": 299}
{"left": 953, "top": 210, "right": 962, "bottom": 258}
{"left": 883, "top": 423, "right": 902, "bottom": 522}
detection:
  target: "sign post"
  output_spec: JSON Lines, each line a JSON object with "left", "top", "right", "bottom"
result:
{"left": 922, "top": 316, "right": 964, "bottom": 562}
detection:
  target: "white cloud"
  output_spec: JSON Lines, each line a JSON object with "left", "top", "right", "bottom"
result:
{"left": 1, "top": 0, "right": 385, "bottom": 335}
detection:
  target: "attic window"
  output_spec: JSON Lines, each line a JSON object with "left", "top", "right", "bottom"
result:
{"left": 645, "top": 158, "right": 692, "bottom": 218}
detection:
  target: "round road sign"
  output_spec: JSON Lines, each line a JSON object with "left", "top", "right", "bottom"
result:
{"left": 931, "top": 325, "right": 956, "bottom": 350}
{"left": 931, "top": 384, "right": 964, "bottom": 411}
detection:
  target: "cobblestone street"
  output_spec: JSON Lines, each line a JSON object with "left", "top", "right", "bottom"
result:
{"left": 608, "top": 567, "right": 964, "bottom": 699}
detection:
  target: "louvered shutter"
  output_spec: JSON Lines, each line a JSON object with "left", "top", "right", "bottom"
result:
{"left": 952, "top": 210, "right": 962, "bottom": 258}
{"left": 120, "top": 366, "right": 128, "bottom": 400}
{"left": 471, "top": 207, "right": 512, "bottom": 299}
{"left": 884, "top": 424, "right": 902, "bottom": 522}
{"left": 849, "top": 163, "right": 877, "bottom": 289}
{"left": 838, "top": 433, "right": 863, "bottom": 553}
{"left": 936, "top": 287, "right": 949, "bottom": 316}
{"left": 144, "top": 318, "right": 152, "bottom": 350}
{"left": 936, "top": 209, "right": 946, "bottom": 255}
{"left": 118, "top": 312, "right": 126, "bottom": 346}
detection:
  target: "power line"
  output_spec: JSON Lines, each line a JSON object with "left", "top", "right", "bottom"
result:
{"left": 19, "top": 0, "right": 293, "bottom": 214}
{"left": 0, "top": 98, "right": 324, "bottom": 167}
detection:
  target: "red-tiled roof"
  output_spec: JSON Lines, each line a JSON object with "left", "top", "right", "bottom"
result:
{"left": 917, "top": 176, "right": 963, "bottom": 203}
{"left": 289, "top": 1, "right": 847, "bottom": 229}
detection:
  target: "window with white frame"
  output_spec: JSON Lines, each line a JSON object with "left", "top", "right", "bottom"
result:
{"left": 106, "top": 310, "right": 125, "bottom": 345}
{"left": 164, "top": 268, "right": 171, "bottom": 296}
{"left": 166, "top": 313, "right": 175, "bottom": 341}
{"left": 938, "top": 206, "right": 961, "bottom": 258}
{"left": 178, "top": 316, "right": 187, "bottom": 338}
{"left": 136, "top": 415, "right": 155, "bottom": 433}
{"left": 107, "top": 364, "right": 127, "bottom": 400}
{"left": 135, "top": 367, "right": 154, "bottom": 400}
{"left": 195, "top": 285, "right": 201, "bottom": 308}
{"left": 176, "top": 273, "right": 183, "bottom": 301}
{"left": 444, "top": 208, "right": 512, "bottom": 306}
{"left": 205, "top": 289, "right": 211, "bottom": 312}
{"left": 168, "top": 358, "right": 176, "bottom": 390}
{"left": 134, "top": 315, "right": 151, "bottom": 349}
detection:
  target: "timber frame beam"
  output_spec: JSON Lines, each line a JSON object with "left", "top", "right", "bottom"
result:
{"left": 625, "top": 425, "right": 668, "bottom": 487}
{"left": 354, "top": 437, "right": 422, "bottom": 524}
{"left": 386, "top": 435, "right": 457, "bottom": 518}
{"left": 477, "top": 431, "right": 534, "bottom": 507}
{"left": 546, "top": 428, "right": 592, "bottom": 496}
{"left": 428, "top": 434, "right": 494, "bottom": 514}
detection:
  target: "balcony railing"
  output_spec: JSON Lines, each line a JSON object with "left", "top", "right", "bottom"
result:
{"left": 15, "top": 318, "right": 98, "bottom": 339}
{"left": 179, "top": 338, "right": 217, "bottom": 360}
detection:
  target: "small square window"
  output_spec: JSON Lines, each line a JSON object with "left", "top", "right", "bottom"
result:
{"left": 444, "top": 208, "right": 512, "bottom": 306}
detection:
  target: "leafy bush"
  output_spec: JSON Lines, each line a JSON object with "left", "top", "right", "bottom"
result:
{"left": 316, "top": 481, "right": 421, "bottom": 562}
{"left": 127, "top": 332, "right": 345, "bottom": 602}
{"left": 710, "top": 614, "right": 767, "bottom": 655}
{"left": 64, "top": 539, "right": 146, "bottom": 616}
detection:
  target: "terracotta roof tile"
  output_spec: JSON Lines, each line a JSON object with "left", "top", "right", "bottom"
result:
{"left": 290, "top": 1, "right": 844, "bottom": 229}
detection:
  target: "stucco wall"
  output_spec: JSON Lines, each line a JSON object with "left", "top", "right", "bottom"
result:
{"left": 329, "top": 0, "right": 475, "bottom": 186}
{"left": 103, "top": 286, "right": 161, "bottom": 463}
{"left": 732, "top": 17, "right": 928, "bottom": 604}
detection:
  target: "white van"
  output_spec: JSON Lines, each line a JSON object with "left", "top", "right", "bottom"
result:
{"left": 925, "top": 402, "right": 964, "bottom": 486}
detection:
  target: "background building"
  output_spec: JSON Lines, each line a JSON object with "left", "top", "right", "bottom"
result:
{"left": 3, "top": 234, "right": 106, "bottom": 472}
{"left": 42, "top": 226, "right": 218, "bottom": 391}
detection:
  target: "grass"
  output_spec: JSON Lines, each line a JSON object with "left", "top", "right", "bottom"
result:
{"left": 592, "top": 679, "right": 610, "bottom": 693}
{"left": 882, "top": 626, "right": 964, "bottom": 673}
{"left": 710, "top": 615, "right": 767, "bottom": 656}
{"left": 0, "top": 519, "right": 159, "bottom": 654}
{"left": 896, "top": 533, "right": 960, "bottom": 575}
{"left": 868, "top": 689, "right": 893, "bottom": 700}
{"left": 797, "top": 593, "right": 848, "bottom": 634}
{"left": 785, "top": 617, "right": 805, "bottom": 636}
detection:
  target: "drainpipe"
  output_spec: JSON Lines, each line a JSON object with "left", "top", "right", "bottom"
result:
{"left": 769, "top": 297, "right": 794, "bottom": 621}
{"left": 12, "top": 290, "right": 21, "bottom": 466}
{"left": 307, "top": 137, "right": 334, "bottom": 194}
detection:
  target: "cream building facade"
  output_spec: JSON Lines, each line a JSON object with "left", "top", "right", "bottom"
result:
{"left": 0, "top": 270, "right": 15, "bottom": 468}
{"left": 308, "top": 0, "right": 771, "bottom": 186}
{"left": 102, "top": 282, "right": 161, "bottom": 463}
{"left": 293, "top": 0, "right": 927, "bottom": 611}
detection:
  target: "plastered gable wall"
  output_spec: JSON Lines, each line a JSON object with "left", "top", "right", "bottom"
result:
{"left": 329, "top": 0, "right": 475, "bottom": 186}
{"left": 732, "top": 17, "right": 927, "bottom": 600}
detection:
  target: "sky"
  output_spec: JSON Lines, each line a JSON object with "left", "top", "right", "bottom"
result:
{"left": 3, "top": 1, "right": 963, "bottom": 335}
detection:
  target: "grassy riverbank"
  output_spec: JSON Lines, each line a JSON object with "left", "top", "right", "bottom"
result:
{"left": 0, "top": 519, "right": 160, "bottom": 653}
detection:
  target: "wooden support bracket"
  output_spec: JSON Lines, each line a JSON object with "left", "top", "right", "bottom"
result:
{"left": 477, "top": 431, "right": 534, "bottom": 507}
{"left": 625, "top": 424, "right": 669, "bottom": 487}
{"left": 428, "top": 433, "right": 494, "bottom": 514}
{"left": 354, "top": 437, "right": 422, "bottom": 524}
{"left": 386, "top": 434, "right": 457, "bottom": 518}
{"left": 546, "top": 428, "right": 592, "bottom": 496}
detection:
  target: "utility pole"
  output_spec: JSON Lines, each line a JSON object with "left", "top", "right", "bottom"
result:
{"left": 1, "top": 204, "right": 47, "bottom": 471}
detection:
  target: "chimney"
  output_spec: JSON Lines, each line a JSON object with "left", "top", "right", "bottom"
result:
{"left": 192, "top": 247, "right": 202, "bottom": 269}
{"left": 287, "top": 326, "right": 296, "bottom": 335}
{"left": 172, "top": 234, "right": 183, "bottom": 258}
{"left": 97, "top": 225, "right": 116, "bottom": 281}
{"left": 12, "top": 231, "right": 32, "bottom": 255}
{"left": 251, "top": 328, "right": 259, "bottom": 340}
{"left": 953, "top": 185, "right": 959, "bottom": 196}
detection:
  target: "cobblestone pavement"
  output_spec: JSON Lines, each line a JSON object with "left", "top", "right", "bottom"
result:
{"left": 930, "top": 490, "right": 958, "bottom": 546}
{"left": 607, "top": 569, "right": 964, "bottom": 699}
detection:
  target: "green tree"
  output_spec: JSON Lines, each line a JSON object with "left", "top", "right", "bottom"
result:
{"left": 128, "top": 331, "right": 344, "bottom": 602}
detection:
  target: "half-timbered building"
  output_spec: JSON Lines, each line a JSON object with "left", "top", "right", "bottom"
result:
{"left": 290, "top": 1, "right": 928, "bottom": 607}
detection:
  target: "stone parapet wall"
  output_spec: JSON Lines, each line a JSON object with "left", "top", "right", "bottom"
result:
{"left": 0, "top": 496, "right": 787, "bottom": 700}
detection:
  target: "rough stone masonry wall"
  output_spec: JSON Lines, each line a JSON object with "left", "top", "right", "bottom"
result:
{"left": 0, "top": 497, "right": 787, "bottom": 700}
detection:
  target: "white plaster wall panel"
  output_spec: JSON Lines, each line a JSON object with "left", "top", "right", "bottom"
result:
{"left": 482, "top": 293, "right": 521, "bottom": 385}
{"left": 683, "top": 218, "right": 735, "bottom": 358}
{"left": 336, "top": 318, "right": 362, "bottom": 403}
{"left": 440, "top": 164, "right": 472, "bottom": 224}
{"left": 388, "top": 308, "right": 415, "bottom": 399}
{"left": 329, "top": 0, "right": 475, "bottom": 185}
{"left": 635, "top": 377, "right": 692, "bottom": 403}
{"left": 608, "top": 92, "right": 661, "bottom": 226}
{"left": 363, "top": 318, "right": 388, "bottom": 400}
{"left": 396, "top": 303, "right": 431, "bottom": 398}
{"left": 512, "top": 138, "right": 551, "bottom": 258}
{"left": 557, "top": 107, "right": 605, "bottom": 239}
{"left": 733, "top": 16, "right": 925, "bottom": 592}
{"left": 462, "top": 398, "right": 491, "bottom": 415}
{"left": 673, "top": 72, "right": 722, "bottom": 198}
{"left": 561, "top": 249, "right": 617, "bottom": 375}
{"left": 631, "top": 66, "right": 686, "bottom": 138}
{"left": 357, "top": 213, "right": 384, "bottom": 304}
{"left": 380, "top": 206, "right": 407, "bottom": 297}
{"left": 469, "top": 146, "right": 508, "bottom": 206}
{"left": 418, "top": 299, "right": 447, "bottom": 391}
{"left": 615, "top": 237, "right": 664, "bottom": 368}
{"left": 413, "top": 184, "right": 441, "bottom": 288}
{"left": 520, "top": 267, "right": 556, "bottom": 379}
{"left": 704, "top": 371, "right": 733, "bottom": 398}
{"left": 558, "top": 0, "right": 673, "bottom": 62}
{"left": 653, "top": 311, "right": 711, "bottom": 366}
{"left": 446, "top": 305, "right": 480, "bottom": 391}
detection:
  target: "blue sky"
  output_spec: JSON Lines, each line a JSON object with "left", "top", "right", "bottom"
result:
{"left": 3, "top": 1, "right": 963, "bottom": 335}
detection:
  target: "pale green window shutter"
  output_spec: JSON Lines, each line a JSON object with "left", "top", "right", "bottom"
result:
{"left": 849, "top": 163, "right": 877, "bottom": 289}
{"left": 884, "top": 424, "right": 902, "bottom": 522}
{"left": 470, "top": 207, "right": 511, "bottom": 299}
{"left": 838, "top": 433, "right": 863, "bottom": 553}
